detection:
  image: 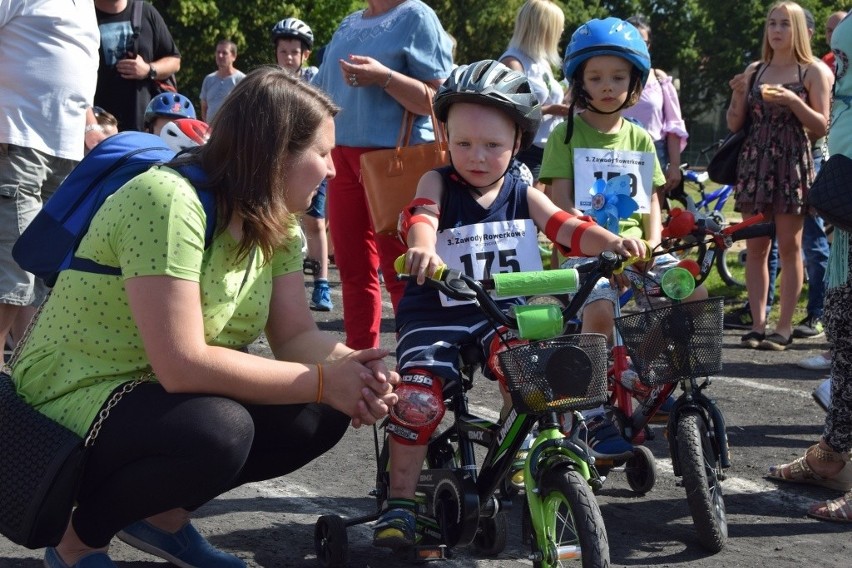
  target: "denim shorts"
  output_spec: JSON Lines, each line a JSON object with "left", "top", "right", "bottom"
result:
{"left": 561, "top": 253, "right": 681, "bottom": 315}
{"left": 0, "top": 144, "right": 75, "bottom": 305}
{"left": 304, "top": 179, "right": 327, "bottom": 219}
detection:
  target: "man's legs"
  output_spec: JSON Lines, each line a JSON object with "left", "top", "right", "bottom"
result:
{"left": 0, "top": 145, "right": 73, "bottom": 347}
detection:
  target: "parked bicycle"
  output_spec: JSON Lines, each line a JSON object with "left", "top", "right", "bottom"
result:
{"left": 314, "top": 252, "right": 649, "bottom": 568}
{"left": 664, "top": 166, "right": 752, "bottom": 288}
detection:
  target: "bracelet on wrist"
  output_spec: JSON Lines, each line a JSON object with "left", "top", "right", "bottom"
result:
{"left": 84, "top": 124, "right": 104, "bottom": 134}
{"left": 315, "top": 363, "right": 324, "bottom": 404}
{"left": 382, "top": 70, "right": 393, "bottom": 89}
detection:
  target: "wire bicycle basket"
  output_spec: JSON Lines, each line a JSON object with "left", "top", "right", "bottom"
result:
{"left": 498, "top": 333, "right": 608, "bottom": 413}
{"left": 615, "top": 296, "right": 724, "bottom": 386}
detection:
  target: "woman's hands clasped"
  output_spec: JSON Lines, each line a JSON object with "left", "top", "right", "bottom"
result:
{"left": 322, "top": 348, "right": 400, "bottom": 428}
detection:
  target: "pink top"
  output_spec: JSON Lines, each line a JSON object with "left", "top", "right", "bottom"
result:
{"left": 623, "top": 72, "right": 688, "bottom": 153}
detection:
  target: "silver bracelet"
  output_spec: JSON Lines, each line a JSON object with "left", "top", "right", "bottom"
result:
{"left": 382, "top": 70, "right": 393, "bottom": 89}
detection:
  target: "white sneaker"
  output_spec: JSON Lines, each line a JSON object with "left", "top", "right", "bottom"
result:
{"left": 797, "top": 353, "right": 831, "bottom": 370}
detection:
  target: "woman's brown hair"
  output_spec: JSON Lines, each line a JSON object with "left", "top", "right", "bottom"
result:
{"left": 181, "top": 65, "right": 339, "bottom": 262}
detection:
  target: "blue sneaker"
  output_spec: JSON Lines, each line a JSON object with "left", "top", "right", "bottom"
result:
{"left": 585, "top": 415, "right": 634, "bottom": 460}
{"left": 44, "top": 548, "right": 116, "bottom": 568}
{"left": 117, "top": 520, "right": 245, "bottom": 568}
{"left": 373, "top": 508, "right": 416, "bottom": 549}
{"left": 648, "top": 394, "right": 676, "bottom": 424}
{"left": 310, "top": 280, "right": 333, "bottom": 311}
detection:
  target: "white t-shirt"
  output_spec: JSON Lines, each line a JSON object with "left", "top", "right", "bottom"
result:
{"left": 0, "top": 0, "right": 100, "bottom": 160}
{"left": 500, "top": 47, "right": 565, "bottom": 148}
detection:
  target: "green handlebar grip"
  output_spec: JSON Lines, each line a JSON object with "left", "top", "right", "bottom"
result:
{"left": 394, "top": 254, "right": 406, "bottom": 275}
{"left": 393, "top": 254, "right": 445, "bottom": 280}
{"left": 493, "top": 269, "right": 579, "bottom": 298}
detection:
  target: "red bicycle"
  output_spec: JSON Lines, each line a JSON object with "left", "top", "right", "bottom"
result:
{"left": 599, "top": 209, "right": 773, "bottom": 552}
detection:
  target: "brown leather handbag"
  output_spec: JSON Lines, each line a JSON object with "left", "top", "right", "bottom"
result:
{"left": 360, "top": 97, "right": 448, "bottom": 235}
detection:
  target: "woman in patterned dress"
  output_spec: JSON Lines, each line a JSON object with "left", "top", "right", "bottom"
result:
{"left": 726, "top": 1, "right": 832, "bottom": 351}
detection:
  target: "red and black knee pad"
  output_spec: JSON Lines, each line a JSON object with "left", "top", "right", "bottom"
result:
{"left": 387, "top": 369, "right": 446, "bottom": 446}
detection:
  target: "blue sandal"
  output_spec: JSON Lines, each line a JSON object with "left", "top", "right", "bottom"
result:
{"left": 373, "top": 508, "right": 416, "bottom": 549}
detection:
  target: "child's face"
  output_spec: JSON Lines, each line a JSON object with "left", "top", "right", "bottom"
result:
{"left": 149, "top": 116, "right": 172, "bottom": 136}
{"left": 581, "top": 55, "right": 633, "bottom": 112}
{"left": 446, "top": 103, "right": 518, "bottom": 189}
{"left": 276, "top": 38, "right": 308, "bottom": 73}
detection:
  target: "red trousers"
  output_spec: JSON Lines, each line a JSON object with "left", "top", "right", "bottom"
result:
{"left": 327, "top": 146, "right": 407, "bottom": 349}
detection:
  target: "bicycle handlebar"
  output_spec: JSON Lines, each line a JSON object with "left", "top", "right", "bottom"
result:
{"left": 395, "top": 210, "right": 774, "bottom": 334}
{"left": 395, "top": 251, "right": 627, "bottom": 332}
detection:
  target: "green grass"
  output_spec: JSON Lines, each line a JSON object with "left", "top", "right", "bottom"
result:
{"left": 682, "top": 180, "right": 810, "bottom": 323}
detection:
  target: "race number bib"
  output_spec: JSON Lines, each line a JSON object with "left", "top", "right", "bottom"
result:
{"left": 573, "top": 148, "right": 656, "bottom": 214}
{"left": 436, "top": 219, "right": 542, "bottom": 307}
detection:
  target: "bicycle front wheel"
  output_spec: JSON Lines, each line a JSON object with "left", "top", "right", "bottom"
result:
{"left": 715, "top": 244, "right": 744, "bottom": 287}
{"left": 532, "top": 467, "right": 610, "bottom": 568}
{"left": 676, "top": 412, "right": 728, "bottom": 552}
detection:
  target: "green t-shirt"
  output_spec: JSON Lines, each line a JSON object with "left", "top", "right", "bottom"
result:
{"left": 12, "top": 166, "right": 303, "bottom": 436}
{"left": 539, "top": 114, "right": 665, "bottom": 240}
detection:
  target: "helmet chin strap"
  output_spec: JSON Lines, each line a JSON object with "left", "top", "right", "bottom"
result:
{"left": 446, "top": 124, "right": 520, "bottom": 193}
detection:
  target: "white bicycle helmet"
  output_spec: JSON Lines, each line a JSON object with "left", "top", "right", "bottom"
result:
{"left": 160, "top": 118, "right": 210, "bottom": 152}
{"left": 270, "top": 18, "right": 314, "bottom": 49}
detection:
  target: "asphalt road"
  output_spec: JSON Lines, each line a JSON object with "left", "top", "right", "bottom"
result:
{"left": 1, "top": 266, "right": 850, "bottom": 567}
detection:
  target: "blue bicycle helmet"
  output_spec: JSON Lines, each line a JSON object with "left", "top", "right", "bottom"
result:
{"left": 433, "top": 60, "right": 541, "bottom": 149}
{"left": 562, "top": 17, "right": 651, "bottom": 84}
{"left": 144, "top": 93, "right": 196, "bottom": 124}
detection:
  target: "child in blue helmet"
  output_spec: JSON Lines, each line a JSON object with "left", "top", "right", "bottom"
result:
{"left": 373, "top": 59, "right": 647, "bottom": 550}
{"left": 539, "top": 17, "right": 708, "bottom": 458}
{"left": 143, "top": 92, "right": 196, "bottom": 135}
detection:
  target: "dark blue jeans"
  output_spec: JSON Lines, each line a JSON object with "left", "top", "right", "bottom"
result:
{"left": 802, "top": 214, "right": 829, "bottom": 318}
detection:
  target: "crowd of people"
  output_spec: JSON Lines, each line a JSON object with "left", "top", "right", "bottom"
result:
{"left": 1, "top": 0, "right": 850, "bottom": 566}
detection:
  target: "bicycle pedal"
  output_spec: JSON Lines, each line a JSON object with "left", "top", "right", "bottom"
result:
{"left": 403, "top": 545, "right": 448, "bottom": 562}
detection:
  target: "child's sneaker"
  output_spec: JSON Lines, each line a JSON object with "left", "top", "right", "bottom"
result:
{"left": 310, "top": 280, "right": 333, "bottom": 311}
{"left": 373, "top": 508, "right": 416, "bottom": 549}
{"left": 585, "top": 415, "right": 634, "bottom": 460}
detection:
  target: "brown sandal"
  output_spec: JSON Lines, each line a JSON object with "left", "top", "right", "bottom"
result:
{"left": 808, "top": 491, "right": 852, "bottom": 523}
{"left": 767, "top": 444, "right": 852, "bottom": 491}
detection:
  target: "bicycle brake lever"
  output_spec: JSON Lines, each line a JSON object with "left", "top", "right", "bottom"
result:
{"left": 437, "top": 269, "right": 478, "bottom": 301}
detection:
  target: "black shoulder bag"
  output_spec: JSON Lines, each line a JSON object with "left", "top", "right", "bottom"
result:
{"left": 707, "top": 68, "right": 760, "bottom": 185}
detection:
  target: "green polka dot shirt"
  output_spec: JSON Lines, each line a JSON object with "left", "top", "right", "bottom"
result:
{"left": 12, "top": 167, "right": 303, "bottom": 437}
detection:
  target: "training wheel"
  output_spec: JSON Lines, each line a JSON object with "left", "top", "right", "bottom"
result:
{"left": 314, "top": 515, "right": 349, "bottom": 567}
{"left": 625, "top": 445, "right": 657, "bottom": 494}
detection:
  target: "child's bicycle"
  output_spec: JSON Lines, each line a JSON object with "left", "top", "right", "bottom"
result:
{"left": 314, "top": 252, "right": 640, "bottom": 568}
{"left": 665, "top": 163, "right": 741, "bottom": 287}
{"left": 600, "top": 212, "right": 774, "bottom": 553}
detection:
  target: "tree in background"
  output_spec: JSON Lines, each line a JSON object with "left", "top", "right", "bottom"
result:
{"left": 153, "top": 0, "right": 836, "bottom": 161}
{"left": 150, "top": 0, "right": 361, "bottom": 105}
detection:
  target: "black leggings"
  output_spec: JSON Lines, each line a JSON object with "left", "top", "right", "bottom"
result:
{"left": 72, "top": 382, "right": 349, "bottom": 547}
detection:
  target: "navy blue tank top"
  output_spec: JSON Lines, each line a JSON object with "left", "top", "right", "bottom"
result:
{"left": 396, "top": 167, "right": 533, "bottom": 327}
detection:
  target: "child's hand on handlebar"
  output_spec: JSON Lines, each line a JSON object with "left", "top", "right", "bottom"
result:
{"left": 400, "top": 247, "right": 445, "bottom": 285}
{"left": 610, "top": 237, "right": 648, "bottom": 263}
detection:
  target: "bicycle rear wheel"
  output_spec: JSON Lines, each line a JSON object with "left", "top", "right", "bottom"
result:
{"left": 531, "top": 467, "right": 610, "bottom": 568}
{"left": 676, "top": 412, "right": 728, "bottom": 552}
